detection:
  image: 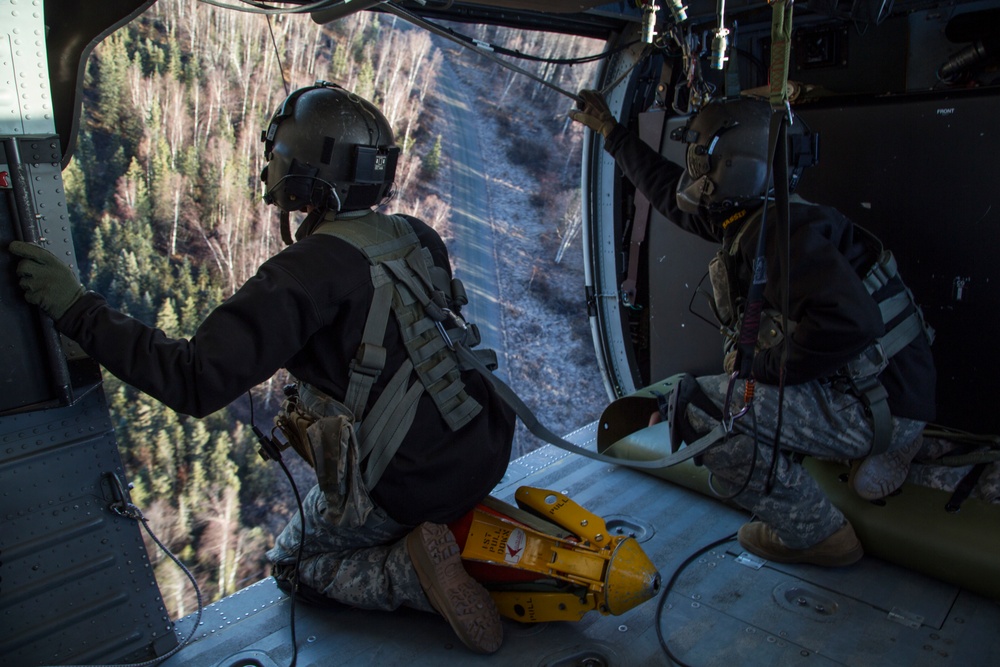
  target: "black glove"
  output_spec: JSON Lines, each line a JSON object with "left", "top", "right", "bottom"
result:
{"left": 9, "top": 240, "right": 86, "bottom": 320}
{"left": 568, "top": 89, "right": 618, "bottom": 139}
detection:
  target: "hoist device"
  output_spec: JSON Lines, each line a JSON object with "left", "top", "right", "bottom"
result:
{"left": 449, "top": 486, "right": 661, "bottom": 623}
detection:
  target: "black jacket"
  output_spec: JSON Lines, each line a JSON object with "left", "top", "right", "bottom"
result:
{"left": 57, "top": 213, "right": 515, "bottom": 525}
{"left": 605, "top": 123, "right": 936, "bottom": 421}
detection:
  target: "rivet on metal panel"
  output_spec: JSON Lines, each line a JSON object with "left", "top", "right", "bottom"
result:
{"left": 888, "top": 606, "right": 924, "bottom": 629}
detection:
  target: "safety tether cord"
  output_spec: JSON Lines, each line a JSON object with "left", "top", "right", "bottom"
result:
{"left": 725, "top": 0, "right": 792, "bottom": 490}
{"left": 454, "top": 342, "right": 728, "bottom": 470}
{"left": 731, "top": 0, "right": 793, "bottom": 380}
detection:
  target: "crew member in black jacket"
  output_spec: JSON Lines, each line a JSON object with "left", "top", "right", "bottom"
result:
{"left": 571, "top": 91, "right": 935, "bottom": 566}
{"left": 11, "top": 84, "right": 514, "bottom": 653}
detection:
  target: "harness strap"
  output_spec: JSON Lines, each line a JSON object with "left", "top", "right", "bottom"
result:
{"left": 358, "top": 360, "right": 424, "bottom": 489}
{"left": 838, "top": 242, "right": 935, "bottom": 455}
{"left": 863, "top": 249, "right": 897, "bottom": 293}
{"left": 343, "top": 267, "right": 392, "bottom": 419}
{"left": 851, "top": 375, "right": 893, "bottom": 456}
{"left": 455, "top": 343, "right": 729, "bottom": 470}
{"left": 945, "top": 463, "right": 988, "bottom": 512}
{"left": 381, "top": 256, "right": 480, "bottom": 430}
{"left": 308, "top": 212, "right": 485, "bottom": 489}
{"left": 768, "top": 0, "right": 794, "bottom": 108}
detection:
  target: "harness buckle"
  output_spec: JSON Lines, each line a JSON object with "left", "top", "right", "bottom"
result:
{"left": 351, "top": 342, "right": 386, "bottom": 378}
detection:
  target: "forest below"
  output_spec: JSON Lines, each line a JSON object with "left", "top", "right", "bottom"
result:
{"left": 69, "top": 0, "right": 606, "bottom": 617}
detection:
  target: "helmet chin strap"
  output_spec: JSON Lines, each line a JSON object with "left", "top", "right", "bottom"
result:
{"left": 278, "top": 208, "right": 325, "bottom": 246}
{"left": 294, "top": 208, "right": 327, "bottom": 242}
{"left": 279, "top": 210, "right": 293, "bottom": 246}
{"left": 277, "top": 182, "right": 342, "bottom": 246}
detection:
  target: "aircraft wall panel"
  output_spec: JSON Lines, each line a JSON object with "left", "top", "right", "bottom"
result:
{"left": 0, "top": 388, "right": 178, "bottom": 667}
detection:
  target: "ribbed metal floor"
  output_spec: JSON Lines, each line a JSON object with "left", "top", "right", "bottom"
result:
{"left": 162, "top": 423, "right": 1000, "bottom": 666}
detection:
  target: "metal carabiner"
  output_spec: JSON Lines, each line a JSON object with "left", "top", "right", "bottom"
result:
{"left": 435, "top": 319, "right": 455, "bottom": 350}
{"left": 723, "top": 371, "right": 752, "bottom": 432}
{"left": 435, "top": 308, "right": 468, "bottom": 351}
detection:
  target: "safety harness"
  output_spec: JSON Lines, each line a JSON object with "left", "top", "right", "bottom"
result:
{"left": 266, "top": 210, "right": 732, "bottom": 486}
{"left": 834, "top": 228, "right": 936, "bottom": 455}
{"left": 710, "top": 203, "right": 936, "bottom": 456}
{"left": 271, "top": 210, "right": 493, "bottom": 489}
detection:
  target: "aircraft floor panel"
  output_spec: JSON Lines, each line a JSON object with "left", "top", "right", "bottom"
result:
{"left": 162, "top": 423, "right": 1000, "bottom": 666}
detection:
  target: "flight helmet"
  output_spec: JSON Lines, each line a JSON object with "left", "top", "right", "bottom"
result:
{"left": 671, "top": 96, "right": 816, "bottom": 218}
{"left": 260, "top": 81, "right": 400, "bottom": 213}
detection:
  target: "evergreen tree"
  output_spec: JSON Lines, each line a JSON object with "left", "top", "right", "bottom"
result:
{"left": 207, "top": 430, "right": 239, "bottom": 489}
{"left": 423, "top": 134, "right": 443, "bottom": 178}
{"left": 167, "top": 32, "right": 183, "bottom": 81}
{"left": 150, "top": 429, "right": 177, "bottom": 497}
{"left": 156, "top": 298, "right": 181, "bottom": 338}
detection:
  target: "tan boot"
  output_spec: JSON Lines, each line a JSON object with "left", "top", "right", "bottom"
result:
{"left": 849, "top": 435, "right": 923, "bottom": 500}
{"left": 406, "top": 522, "right": 503, "bottom": 654}
{"left": 737, "top": 521, "right": 864, "bottom": 567}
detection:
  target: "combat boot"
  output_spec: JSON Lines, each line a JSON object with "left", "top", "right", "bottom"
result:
{"left": 738, "top": 521, "right": 864, "bottom": 567}
{"left": 406, "top": 522, "right": 503, "bottom": 654}
{"left": 849, "top": 435, "right": 923, "bottom": 500}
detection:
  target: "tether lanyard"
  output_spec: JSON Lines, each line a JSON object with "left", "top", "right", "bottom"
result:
{"left": 769, "top": 0, "right": 794, "bottom": 107}
{"left": 455, "top": 343, "right": 728, "bottom": 471}
{"left": 725, "top": 0, "right": 794, "bottom": 428}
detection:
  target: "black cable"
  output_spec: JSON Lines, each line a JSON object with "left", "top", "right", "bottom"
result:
{"left": 707, "top": 407, "right": 759, "bottom": 502}
{"left": 490, "top": 38, "right": 641, "bottom": 65}
{"left": 275, "top": 453, "right": 306, "bottom": 667}
{"left": 248, "top": 391, "right": 306, "bottom": 667}
{"left": 40, "top": 491, "right": 205, "bottom": 667}
{"left": 266, "top": 15, "right": 291, "bottom": 96}
{"left": 764, "top": 117, "right": 792, "bottom": 495}
{"left": 655, "top": 531, "right": 739, "bottom": 667}
{"left": 685, "top": 270, "right": 732, "bottom": 335}
{"left": 395, "top": 8, "right": 639, "bottom": 66}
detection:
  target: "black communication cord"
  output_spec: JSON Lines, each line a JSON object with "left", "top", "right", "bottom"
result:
{"left": 707, "top": 408, "right": 760, "bottom": 502}
{"left": 683, "top": 274, "right": 761, "bottom": 503}
{"left": 763, "top": 116, "right": 792, "bottom": 495}
{"left": 655, "top": 531, "right": 739, "bottom": 667}
{"left": 248, "top": 391, "right": 307, "bottom": 667}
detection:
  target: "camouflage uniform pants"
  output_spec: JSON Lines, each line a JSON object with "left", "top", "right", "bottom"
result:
{"left": 265, "top": 484, "right": 433, "bottom": 612}
{"left": 687, "top": 373, "right": 925, "bottom": 549}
